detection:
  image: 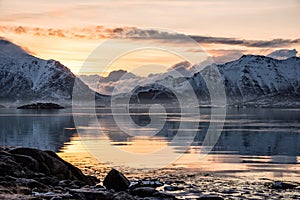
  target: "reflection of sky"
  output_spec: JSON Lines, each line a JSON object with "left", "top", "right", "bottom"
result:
{"left": 75, "top": 108, "right": 300, "bottom": 159}
{"left": 0, "top": 0, "right": 299, "bottom": 76}
{"left": 59, "top": 134, "right": 300, "bottom": 181}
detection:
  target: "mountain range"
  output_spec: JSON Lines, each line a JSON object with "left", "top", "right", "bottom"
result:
{"left": 0, "top": 38, "right": 299, "bottom": 107}
{"left": 111, "top": 55, "right": 300, "bottom": 107}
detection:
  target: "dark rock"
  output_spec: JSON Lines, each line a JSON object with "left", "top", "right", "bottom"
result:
{"left": 17, "top": 102, "right": 64, "bottom": 109}
{"left": 0, "top": 177, "right": 49, "bottom": 194}
{"left": 165, "top": 180, "right": 186, "bottom": 185}
{"left": 0, "top": 151, "right": 11, "bottom": 156}
{"left": 69, "top": 188, "right": 113, "bottom": 200}
{"left": 221, "top": 189, "right": 237, "bottom": 194}
{"left": 45, "top": 150, "right": 97, "bottom": 185}
{"left": 271, "top": 181, "right": 298, "bottom": 189}
{"left": 174, "top": 180, "right": 185, "bottom": 184}
{"left": 113, "top": 191, "right": 135, "bottom": 200}
{"left": 70, "top": 184, "right": 80, "bottom": 189}
{"left": 0, "top": 181, "right": 14, "bottom": 188}
{"left": 153, "top": 191, "right": 176, "bottom": 199}
{"left": 50, "top": 197, "right": 63, "bottom": 200}
{"left": 140, "top": 179, "right": 164, "bottom": 188}
{"left": 103, "top": 169, "right": 130, "bottom": 192}
{"left": 0, "top": 187, "right": 12, "bottom": 195}
{"left": 71, "top": 180, "right": 87, "bottom": 187}
{"left": 16, "top": 186, "right": 31, "bottom": 195}
{"left": 33, "top": 172, "right": 46, "bottom": 178}
{"left": 58, "top": 180, "right": 71, "bottom": 187}
{"left": 0, "top": 155, "right": 25, "bottom": 177}
{"left": 129, "top": 179, "right": 164, "bottom": 191}
{"left": 87, "top": 175, "right": 101, "bottom": 184}
{"left": 92, "top": 184, "right": 106, "bottom": 190}
{"left": 11, "top": 153, "right": 40, "bottom": 172}
{"left": 71, "top": 192, "right": 87, "bottom": 200}
{"left": 32, "top": 191, "right": 73, "bottom": 199}
{"left": 9, "top": 148, "right": 69, "bottom": 179}
{"left": 8, "top": 147, "right": 97, "bottom": 186}
{"left": 39, "top": 176, "right": 60, "bottom": 186}
{"left": 164, "top": 186, "right": 184, "bottom": 191}
{"left": 15, "top": 178, "right": 49, "bottom": 191}
{"left": 53, "top": 186, "right": 64, "bottom": 191}
{"left": 132, "top": 187, "right": 157, "bottom": 197}
{"left": 128, "top": 181, "right": 142, "bottom": 191}
{"left": 3, "top": 176, "right": 17, "bottom": 181}
{"left": 197, "top": 195, "right": 224, "bottom": 200}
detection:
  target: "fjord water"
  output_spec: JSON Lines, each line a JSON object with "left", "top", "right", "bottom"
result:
{"left": 0, "top": 107, "right": 299, "bottom": 179}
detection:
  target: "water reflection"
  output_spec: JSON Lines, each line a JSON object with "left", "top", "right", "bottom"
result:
{"left": 0, "top": 107, "right": 299, "bottom": 177}
{"left": 0, "top": 108, "right": 76, "bottom": 151}
{"left": 90, "top": 107, "right": 300, "bottom": 163}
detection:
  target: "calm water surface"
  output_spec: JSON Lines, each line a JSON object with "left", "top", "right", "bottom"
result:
{"left": 0, "top": 107, "right": 299, "bottom": 179}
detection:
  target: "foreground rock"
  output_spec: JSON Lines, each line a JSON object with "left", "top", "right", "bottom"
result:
{"left": 17, "top": 102, "right": 64, "bottom": 109}
{"left": 5, "top": 147, "right": 96, "bottom": 185}
{"left": 0, "top": 147, "right": 180, "bottom": 199}
{"left": 3, "top": 147, "right": 297, "bottom": 199}
{"left": 103, "top": 168, "right": 130, "bottom": 191}
{"left": 0, "top": 147, "right": 97, "bottom": 198}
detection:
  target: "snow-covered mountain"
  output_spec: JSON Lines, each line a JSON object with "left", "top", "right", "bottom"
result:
{"left": 126, "top": 55, "right": 300, "bottom": 107}
{"left": 1, "top": 38, "right": 298, "bottom": 107}
{"left": 214, "top": 55, "right": 300, "bottom": 103}
{"left": 0, "top": 38, "right": 108, "bottom": 105}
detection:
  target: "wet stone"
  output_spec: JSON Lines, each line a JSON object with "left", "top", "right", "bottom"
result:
{"left": 132, "top": 187, "right": 157, "bottom": 197}
{"left": 69, "top": 188, "right": 113, "bottom": 199}
{"left": 113, "top": 191, "right": 135, "bottom": 200}
{"left": 197, "top": 195, "right": 224, "bottom": 200}
{"left": 164, "top": 186, "right": 184, "bottom": 191}
{"left": 103, "top": 169, "right": 130, "bottom": 192}
{"left": 271, "top": 181, "right": 298, "bottom": 189}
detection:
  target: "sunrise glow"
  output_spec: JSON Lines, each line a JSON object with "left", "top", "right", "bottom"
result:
{"left": 1, "top": 0, "right": 299, "bottom": 76}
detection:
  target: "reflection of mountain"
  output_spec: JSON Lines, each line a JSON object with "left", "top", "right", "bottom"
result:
{"left": 95, "top": 108, "right": 300, "bottom": 159}
{"left": 196, "top": 109, "right": 300, "bottom": 157}
{"left": 0, "top": 109, "right": 76, "bottom": 151}
{"left": 199, "top": 130, "right": 300, "bottom": 157}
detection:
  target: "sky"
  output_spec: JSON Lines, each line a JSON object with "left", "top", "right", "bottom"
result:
{"left": 0, "top": 0, "right": 299, "bottom": 76}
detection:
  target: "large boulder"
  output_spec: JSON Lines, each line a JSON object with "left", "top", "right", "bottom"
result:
{"left": 7, "top": 147, "right": 97, "bottom": 185}
{"left": 103, "top": 169, "right": 130, "bottom": 192}
{"left": 0, "top": 153, "right": 24, "bottom": 177}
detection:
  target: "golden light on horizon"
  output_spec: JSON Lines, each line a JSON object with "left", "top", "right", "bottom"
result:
{"left": 0, "top": 0, "right": 299, "bottom": 76}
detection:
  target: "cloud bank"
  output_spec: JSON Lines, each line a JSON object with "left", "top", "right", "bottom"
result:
{"left": 0, "top": 25, "right": 134, "bottom": 40}
{"left": 1, "top": 25, "right": 300, "bottom": 49}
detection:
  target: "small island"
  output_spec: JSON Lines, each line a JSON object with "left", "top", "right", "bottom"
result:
{"left": 17, "top": 102, "right": 64, "bottom": 109}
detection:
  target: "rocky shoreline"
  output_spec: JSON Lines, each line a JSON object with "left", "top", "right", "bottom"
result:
{"left": 1, "top": 147, "right": 300, "bottom": 200}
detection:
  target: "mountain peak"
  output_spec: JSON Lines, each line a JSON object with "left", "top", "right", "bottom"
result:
{"left": 239, "top": 54, "right": 299, "bottom": 63}
{"left": 0, "top": 37, "right": 29, "bottom": 58}
{"left": 239, "top": 54, "right": 270, "bottom": 60}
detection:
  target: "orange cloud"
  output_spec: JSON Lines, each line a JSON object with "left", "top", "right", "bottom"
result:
{"left": 0, "top": 25, "right": 135, "bottom": 40}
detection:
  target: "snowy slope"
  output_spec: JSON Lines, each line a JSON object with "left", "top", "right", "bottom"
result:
{"left": 0, "top": 38, "right": 107, "bottom": 104}
{"left": 214, "top": 55, "right": 300, "bottom": 103}
{"left": 128, "top": 55, "right": 300, "bottom": 107}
